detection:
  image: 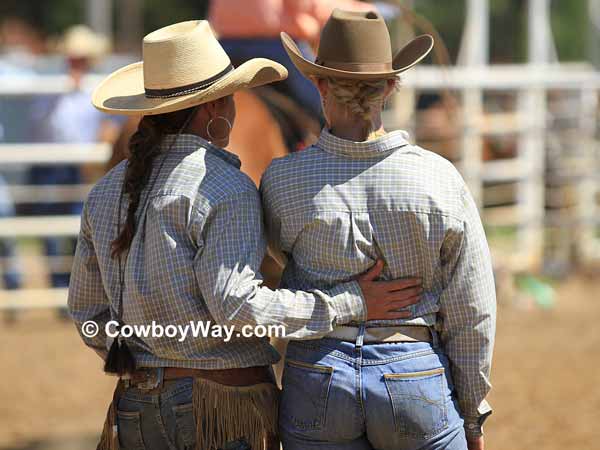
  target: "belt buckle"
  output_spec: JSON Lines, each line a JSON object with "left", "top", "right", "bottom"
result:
{"left": 137, "top": 367, "right": 163, "bottom": 390}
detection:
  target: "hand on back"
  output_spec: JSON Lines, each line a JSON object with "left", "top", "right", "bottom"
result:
{"left": 357, "top": 260, "right": 423, "bottom": 321}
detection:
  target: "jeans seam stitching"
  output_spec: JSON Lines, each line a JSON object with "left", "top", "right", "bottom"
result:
{"left": 155, "top": 402, "right": 178, "bottom": 450}
{"left": 356, "top": 349, "right": 367, "bottom": 424}
{"left": 384, "top": 372, "right": 449, "bottom": 439}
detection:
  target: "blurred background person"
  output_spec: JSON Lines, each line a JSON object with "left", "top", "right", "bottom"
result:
{"left": 0, "top": 16, "right": 36, "bottom": 321}
{"left": 26, "top": 25, "right": 120, "bottom": 299}
{"left": 0, "top": 16, "right": 47, "bottom": 74}
{"left": 0, "top": 177, "right": 22, "bottom": 292}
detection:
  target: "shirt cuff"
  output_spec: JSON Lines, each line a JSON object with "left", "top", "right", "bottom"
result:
{"left": 464, "top": 399, "right": 492, "bottom": 437}
{"left": 327, "top": 280, "right": 367, "bottom": 325}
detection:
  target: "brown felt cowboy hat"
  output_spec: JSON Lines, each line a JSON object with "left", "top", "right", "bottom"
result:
{"left": 281, "top": 9, "right": 434, "bottom": 80}
{"left": 92, "top": 20, "right": 288, "bottom": 116}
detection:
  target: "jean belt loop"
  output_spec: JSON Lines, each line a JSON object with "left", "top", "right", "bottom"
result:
{"left": 355, "top": 322, "right": 366, "bottom": 349}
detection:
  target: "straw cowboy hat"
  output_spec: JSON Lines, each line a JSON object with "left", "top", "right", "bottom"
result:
{"left": 92, "top": 20, "right": 288, "bottom": 116}
{"left": 58, "top": 25, "right": 111, "bottom": 59}
{"left": 281, "top": 9, "right": 434, "bottom": 80}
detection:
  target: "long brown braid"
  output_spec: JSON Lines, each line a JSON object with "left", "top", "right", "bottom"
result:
{"left": 111, "top": 106, "right": 198, "bottom": 257}
{"left": 104, "top": 105, "right": 198, "bottom": 376}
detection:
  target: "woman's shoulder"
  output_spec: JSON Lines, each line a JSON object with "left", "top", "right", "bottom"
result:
{"left": 402, "top": 144, "right": 465, "bottom": 186}
{"left": 87, "top": 160, "right": 127, "bottom": 203}
{"left": 262, "top": 146, "right": 321, "bottom": 183}
{"left": 176, "top": 150, "right": 258, "bottom": 213}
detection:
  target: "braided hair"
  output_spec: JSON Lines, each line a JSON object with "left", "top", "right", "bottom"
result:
{"left": 111, "top": 107, "right": 197, "bottom": 257}
{"left": 104, "top": 106, "right": 197, "bottom": 376}
{"left": 324, "top": 76, "right": 400, "bottom": 133}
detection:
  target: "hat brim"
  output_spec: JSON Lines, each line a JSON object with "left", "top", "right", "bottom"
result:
{"left": 92, "top": 58, "right": 288, "bottom": 116}
{"left": 281, "top": 32, "right": 433, "bottom": 80}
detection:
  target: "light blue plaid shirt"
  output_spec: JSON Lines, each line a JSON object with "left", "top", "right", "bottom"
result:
{"left": 260, "top": 128, "right": 496, "bottom": 432}
{"left": 68, "top": 134, "right": 366, "bottom": 370}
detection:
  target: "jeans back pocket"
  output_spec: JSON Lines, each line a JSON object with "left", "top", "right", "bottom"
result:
{"left": 280, "top": 359, "right": 334, "bottom": 431}
{"left": 172, "top": 402, "right": 196, "bottom": 450}
{"left": 117, "top": 410, "right": 146, "bottom": 450}
{"left": 383, "top": 367, "right": 448, "bottom": 439}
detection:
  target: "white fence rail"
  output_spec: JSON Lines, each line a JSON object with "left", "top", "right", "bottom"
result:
{"left": 0, "top": 143, "right": 111, "bottom": 166}
{"left": 0, "top": 288, "right": 68, "bottom": 310}
{"left": 0, "top": 216, "right": 81, "bottom": 238}
{"left": 1, "top": 65, "right": 600, "bottom": 312}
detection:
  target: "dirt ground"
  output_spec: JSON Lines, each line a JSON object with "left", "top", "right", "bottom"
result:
{"left": 0, "top": 275, "right": 599, "bottom": 450}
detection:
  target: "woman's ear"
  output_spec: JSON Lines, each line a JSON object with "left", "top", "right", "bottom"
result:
{"left": 313, "top": 77, "right": 329, "bottom": 99}
{"left": 386, "top": 78, "right": 397, "bottom": 95}
{"left": 203, "top": 100, "right": 218, "bottom": 118}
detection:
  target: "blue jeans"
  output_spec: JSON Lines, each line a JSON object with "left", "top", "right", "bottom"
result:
{"left": 116, "top": 378, "right": 196, "bottom": 450}
{"left": 116, "top": 377, "right": 252, "bottom": 450}
{"left": 279, "top": 332, "right": 467, "bottom": 450}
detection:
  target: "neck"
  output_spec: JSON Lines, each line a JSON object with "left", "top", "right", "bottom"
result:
{"left": 329, "top": 114, "right": 385, "bottom": 142}
{"left": 187, "top": 123, "right": 229, "bottom": 148}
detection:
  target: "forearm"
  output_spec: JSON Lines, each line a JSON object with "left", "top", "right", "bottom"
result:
{"left": 439, "top": 184, "right": 497, "bottom": 436}
{"left": 195, "top": 191, "right": 366, "bottom": 338}
{"left": 200, "top": 266, "right": 366, "bottom": 339}
{"left": 70, "top": 307, "right": 111, "bottom": 355}
{"left": 441, "top": 315, "right": 495, "bottom": 436}
{"left": 68, "top": 201, "right": 111, "bottom": 358}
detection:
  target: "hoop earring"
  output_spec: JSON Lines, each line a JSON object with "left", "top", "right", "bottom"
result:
{"left": 206, "top": 116, "right": 232, "bottom": 142}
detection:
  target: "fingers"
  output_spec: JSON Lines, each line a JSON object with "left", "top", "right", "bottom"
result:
{"left": 383, "top": 277, "right": 422, "bottom": 291}
{"left": 359, "top": 259, "right": 384, "bottom": 282}
{"left": 386, "top": 294, "right": 421, "bottom": 309}
{"left": 384, "top": 287, "right": 423, "bottom": 302}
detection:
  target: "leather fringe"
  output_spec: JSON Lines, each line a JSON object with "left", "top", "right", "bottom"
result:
{"left": 192, "top": 378, "right": 280, "bottom": 450}
{"left": 96, "top": 380, "right": 125, "bottom": 450}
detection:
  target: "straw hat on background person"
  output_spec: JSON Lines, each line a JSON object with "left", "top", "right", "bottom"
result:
{"left": 92, "top": 20, "right": 288, "bottom": 116}
{"left": 56, "top": 24, "right": 111, "bottom": 60}
{"left": 281, "top": 9, "right": 434, "bottom": 80}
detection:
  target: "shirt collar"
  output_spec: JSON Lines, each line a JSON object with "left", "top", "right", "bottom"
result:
{"left": 162, "top": 133, "right": 241, "bottom": 169}
{"left": 316, "top": 128, "right": 411, "bottom": 159}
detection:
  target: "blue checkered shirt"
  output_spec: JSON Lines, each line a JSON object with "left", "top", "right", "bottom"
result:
{"left": 68, "top": 134, "right": 366, "bottom": 370}
{"left": 260, "top": 128, "right": 496, "bottom": 434}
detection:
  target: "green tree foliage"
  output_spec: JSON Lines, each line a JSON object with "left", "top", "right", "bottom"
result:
{"left": 141, "top": 0, "right": 209, "bottom": 33}
{"left": 1, "top": 0, "right": 209, "bottom": 37}
{"left": 0, "top": 0, "right": 84, "bottom": 37}
{"left": 550, "top": 0, "right": 587, "bottom": 61}
{"left": 0, "top": 0, "right": 589, "bottom": 62}
{"left": 414, "top": 0, "right": 587, "bottom": 63}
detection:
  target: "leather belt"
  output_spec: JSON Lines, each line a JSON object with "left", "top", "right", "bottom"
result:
{"left": 326, "top": 325, "right": 433, "bottom": 344}
{"left": 124, "top": 365, "right": 273, "bottom": 389}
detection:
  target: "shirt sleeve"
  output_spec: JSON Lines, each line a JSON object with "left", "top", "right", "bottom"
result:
{"left": 192, "top": 189, "right": 366, "bottom": 339}
{"left": 438, "top": 185, "right": 497, "bottom": 437}
{"left": 67, "top": 199, "right": 110, "bottom": 358}
{"left": 258, "top": 178, "right": 287, "bottom": 268}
